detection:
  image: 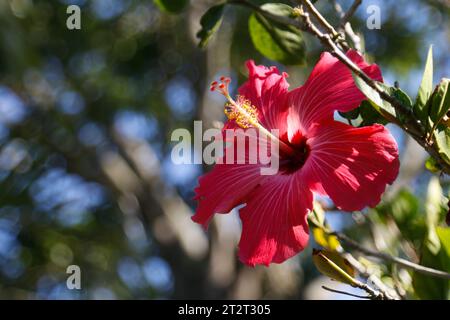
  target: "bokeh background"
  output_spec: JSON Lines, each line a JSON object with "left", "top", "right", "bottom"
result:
{"left": 0, "top": 0, "right": 449, "bottom": 299}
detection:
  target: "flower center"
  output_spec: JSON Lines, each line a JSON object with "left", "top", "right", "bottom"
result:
{"left": 279, "top": 132, "right": 310, "bottom": 174}
{"left": 210, "top": 76, "right": 296, "bottom": 157}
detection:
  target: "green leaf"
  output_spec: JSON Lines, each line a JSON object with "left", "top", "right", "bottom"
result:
{"left": 425, "top": 157, "right": 440, "bottom": 173}
{"left": 154, "top": 0, "right": 189, "bottom": 14}
{"left": 437, "top": 227, "right": 450, "bottom": 260}
{"left": 393, "top": 87, "right": 413, "bottom": 109}
{"left": 312, "top": 249, "right": 357, "bottom": 285}
{"left": 338, "top": 109, "right": 359, "bottom": 120}
{"left": 434, "top": 127, "right": 450, "bottom": 165}
{"left": 414, "top": 46, "right": 433, "bottom": 118}
{"left": 429, "top": 79, "right": 450, "bottom": 128}
{"left": 413, "top": 227, "right": 450, "bottom": 300}
{"left": 359, "top": 100, "right": 388, "bottom": 126}
{"left": 425, "top": 177, "right": 443, "bottom": 254}
{"left": 312, "top": 227, "right": 341, "bottom": 251}
{"left": 248, "top": 3, "right": 306, "bottom": 65}
{"left": 353, "top": 74, "right": 416, "bottom": 126}
{"left": 196, "top": 4, "right": 226, "bottom": 48}
{"left": 353, "top": 75, "right": 399, "bottom": 122}
{"left": 375, "top": 189, "right": 425, "bottom": 242}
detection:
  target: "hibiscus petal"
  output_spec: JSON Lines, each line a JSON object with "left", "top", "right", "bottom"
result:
{"left": 237, "top": 60, "right": 290, "bottom": 131}
{"left": 287, "top": 50, "right": 382, "bottom": 131}
{"left": 305, "top": 121, "right": 399, "bottom": 211}
{"left": 192, "top": 163, "right": 264, "bottom": 228}
{"left": 238, "top": 173, "right": 313, "bottom": 266}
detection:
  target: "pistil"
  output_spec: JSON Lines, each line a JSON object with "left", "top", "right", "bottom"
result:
{"left": 210, "top": 76, "right": 295, "bottom": 156}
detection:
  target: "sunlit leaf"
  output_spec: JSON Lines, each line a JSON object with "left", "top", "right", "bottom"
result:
{"left": 425, "top": 157, "right": 440, "bottom": 173}
{"left": 434, "top": 128, "right": 450, "bottom": 165}
{"left": 429, "top": 79, "right": 450, "bottom": 129}
{"left": 248, "top": 3, "right": 306, "bottom": 65}
{"left": 414, "top": 46, "right": 433, "bottom": 117}
{"left": 312, "top": 249, "right": 356, "bottom": 285}
{"left": 312, "top": 228, "right": 341, "bottom": 251}
{"left": 352, "top": 75, "right": 398, "bottom": 123}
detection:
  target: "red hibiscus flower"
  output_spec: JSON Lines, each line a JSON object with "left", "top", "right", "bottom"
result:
{"left": 192, "top": 50, "right": 399, "bottom": 266}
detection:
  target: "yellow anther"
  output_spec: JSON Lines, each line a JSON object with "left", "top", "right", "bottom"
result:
{"left": 210, "top": 75, "right": 295, "bottom": 156}
{"left": 225, "top": 96, "right": 258, "bottom": 129}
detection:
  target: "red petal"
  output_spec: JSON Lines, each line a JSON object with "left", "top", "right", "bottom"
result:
{"left": 192, "top": 163, "right": 264, "bottom": 228}
{"left": 287, "top": 50, "right": 382, "bottom": 131}
{"left": 238, "top": 173, "right": 313, "bottom": 266}
{"left": 237, "top": 60, "right": 290, "bottom": 131}
{"left": 305, "top": 121, "right": 399, "bottom": 211}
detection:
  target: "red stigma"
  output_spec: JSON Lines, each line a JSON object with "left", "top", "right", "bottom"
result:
{"left": 210, "top": 76, "right": 231, "bottom": 97}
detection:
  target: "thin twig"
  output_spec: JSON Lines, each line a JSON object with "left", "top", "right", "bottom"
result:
{"left": 341, "top": 0, "right": 362, "bottom": 25}
{"left": 297, "top": 0, "right": 449, "bottom": 173}
{"left": 343, "top": 252, "right": 399, "bottom": 299}
{"left": 332, "top": 232, "right": 450, "bottom": 280}
{"left": 321, "top": 285, "right": 372, "bottom": 299}
{"left": 331, "top": 0, "right": 362, "bottom": 51}
{"left": 230, "top": 0, "right": 450, "bottom": 173}
{"left": 299, "top": 0, "right": 350, "bottom": 50}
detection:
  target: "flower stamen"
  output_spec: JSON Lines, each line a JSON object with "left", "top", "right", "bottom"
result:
{"left": 210, "top": 76, "right": 295, "bottom": 156}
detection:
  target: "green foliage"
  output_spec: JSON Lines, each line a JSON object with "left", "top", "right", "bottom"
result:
{"left": 154, "top": 0, "right": 189, "bottom": 14}
{"left": 353, "top": 75, "right": 415, "bottom": 124}
{"left": 376, "top": 189, "right": 426, "bottom": 243}
{"left": 197, "top": 4, "right": 226, "bottom": 48}
{"left": 425, "top": 177, "right": 444, "bottom": 254}
{"left": 410, "top": 47, "right": 450, "bottom": 167}
{"left": 413, "top": 227, "right": 450, "bottom": 300}
{"left": 248, "top": 3, "right": 306, "bottom": 65}
{"left": 413, "top": 47, "right": 450, "bottom": 133}
{"left": 414, "top": 46, "right": 433, "bottom": 116}
{"left": 312, "top": 249, "right": 357, "bottom": 286}
{"left": 428, "top": 79, "right": 450, "bottom": 129}
{"left": 435, "top": 128, "right": 450, "bottom": 165}
{"left": 359, "top": 100, "right": 388, "bottom": 126}
{"left": 338, "top": 108, "right": 360, "bottom": 120}
{"left": 425, "top": 157, "right": 441, "bottom": 173}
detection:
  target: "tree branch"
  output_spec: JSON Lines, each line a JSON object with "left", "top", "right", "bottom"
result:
{"left": 230, "top": 0, "right": 450, "bottom": 174}
{"left": 332, "top": 231, "right": 450, "bottom": 280}
{"left": 340, "top": 0, "right": 362, "bottom": 26}
{"left": 297, "top": 0, "right": 349, "bottom": 50}
{"left": 321, "top": 285, "right": 372, "bottom": 299}
{"left": 331, "top": 0, "right": 362, "bottom": 51}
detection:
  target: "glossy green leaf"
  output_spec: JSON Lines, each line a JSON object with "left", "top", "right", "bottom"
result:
{"left": 414, "top": 46, "right": 433, "bottom": 117}
{"left": 353, "top": 75, "right": 413, "bottom": 124}
{"left": 248, "top": 3, "right": 306, "bottom": 65}
{"left": 154, "top": 0, "right": 189, "bottom": 14}
{"left": 196, "top": 4, "right": 226, "bottom": 48}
